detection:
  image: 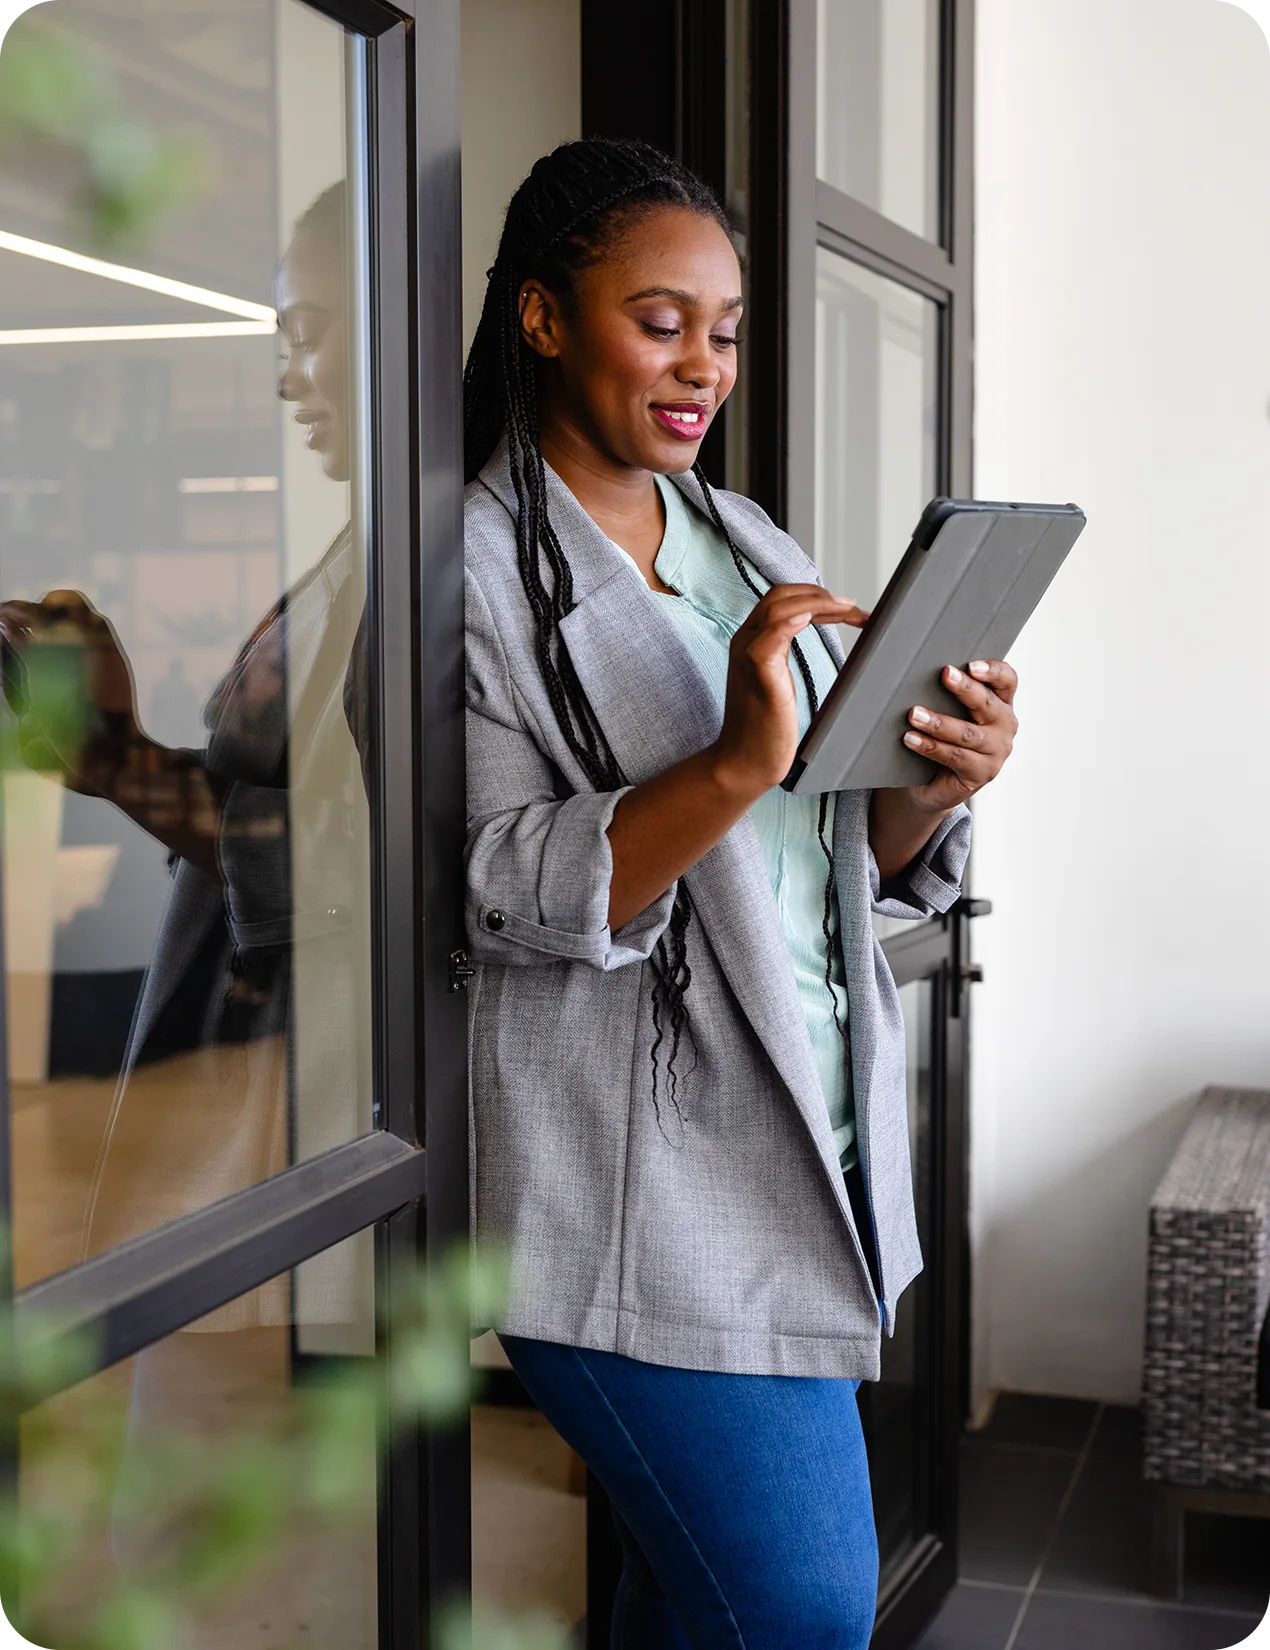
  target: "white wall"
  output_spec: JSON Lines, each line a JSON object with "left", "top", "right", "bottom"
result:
{"left": 971, "top": 0, "right": 1270, "bottom": 1405}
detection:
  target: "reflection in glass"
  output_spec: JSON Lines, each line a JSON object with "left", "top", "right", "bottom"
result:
{"left": 17, "top": 1236, "right": 378, "bottom": 1647}
{"left": 858, "top": 975, "right": 933, "bottom": 1585}
{"left": 0, "top": 0, "right": 375, "bottom": 1343}
{"left": 814, "top": 247, "right": 938, "bottom": 614}
{"left": 816, "top": 0, "right": 941, "bottom": 240}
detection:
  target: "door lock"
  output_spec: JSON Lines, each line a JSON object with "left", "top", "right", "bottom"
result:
{"left": 448, "top": 949, "right": 476, "bottom": 992}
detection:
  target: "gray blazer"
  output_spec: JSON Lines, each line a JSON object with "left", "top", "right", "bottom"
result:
{"left": 465, "top": 442, "right": 971, "bottom": 1379}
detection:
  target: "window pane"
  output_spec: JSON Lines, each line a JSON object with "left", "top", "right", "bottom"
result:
{"left": 817, "top": 0, "right": 941, "bottom": 240}
{"left": 1, "top": 0, "right": 376, "bottom": 1288}
{"left": 15, "top": 1232, "right": 378, "bottom": 1647}
{"left": 814, "top": 247, "right": 938, "bottom": 613}
{"left": 858, "top": 974, "right": 934, "bottom": 1584}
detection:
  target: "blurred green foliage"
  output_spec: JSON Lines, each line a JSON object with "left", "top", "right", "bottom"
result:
{"left": 0, "top": 25, "right": 203, "bottom": 248}
{"left": 0, "top": 1239, "right": 568, "bottom": 1650}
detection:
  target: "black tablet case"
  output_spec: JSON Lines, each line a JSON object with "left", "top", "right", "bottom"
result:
{"left": 785, "top": 499, "right": 1085, "bottom": 795}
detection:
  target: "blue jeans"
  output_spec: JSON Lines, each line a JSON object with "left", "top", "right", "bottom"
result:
{"left": 500, "top": 1336, "right": 879, "bottom": 1650}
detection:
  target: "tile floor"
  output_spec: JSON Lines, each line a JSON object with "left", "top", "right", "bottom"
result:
{"left": 470, "top": 1391, "right": 1270, "bottom": 1648}
{"left": 915, "top": 1395, "right": 1270, "bottom": 1650}
{"left": 472, "top": 1402, "right": 586, "bottom": 1633}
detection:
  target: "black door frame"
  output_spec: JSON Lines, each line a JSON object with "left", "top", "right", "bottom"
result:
{"left": 0, "top": 4, "right": 468, "bottom": 1647}
{"left": 867, "top": 900, "right": 978, "bottom": 1647}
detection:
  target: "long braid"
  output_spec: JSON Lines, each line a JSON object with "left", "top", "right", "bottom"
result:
{"left": 464, "top": 139, "right": 732, "bottom": 1114}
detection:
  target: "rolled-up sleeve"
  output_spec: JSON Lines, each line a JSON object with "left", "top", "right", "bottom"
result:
{"left": 465, "top": 569, "right": 675, "bottom": 970}
{"left": 868, "top": 802, "right": 972, "bottom": 920}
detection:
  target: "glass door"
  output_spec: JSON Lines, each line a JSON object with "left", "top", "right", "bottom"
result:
{"left": 795, "top": 0, "right": 977, "bottom": 1642}
{"left": 0, "top": 1, "right": 467, "bottom": 1645}
{"left": 864, "top": 910, "right": 978, "bottom": 1648}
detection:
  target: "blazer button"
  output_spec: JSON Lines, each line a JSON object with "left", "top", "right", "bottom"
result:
{"left": 485, "top": 909, "right": 506, "bottom": 932}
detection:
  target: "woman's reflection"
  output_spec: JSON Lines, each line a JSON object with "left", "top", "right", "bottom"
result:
{"left": 0, "top": 180, "right": 370, "bottom": 1403}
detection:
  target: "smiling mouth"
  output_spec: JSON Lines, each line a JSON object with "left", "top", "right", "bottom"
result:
{"left": 651, "top": 403, "right": 710, "bottom": 440}
{"left": 294, "top": 410, "right": 330, "bottom": 450}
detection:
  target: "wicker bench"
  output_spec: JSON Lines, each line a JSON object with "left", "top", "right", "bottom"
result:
{"left": 1143, "top": 1085, "right": 1270, "bottom": 1597}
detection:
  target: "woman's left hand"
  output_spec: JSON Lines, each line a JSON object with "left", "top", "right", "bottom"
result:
{"left": 901, "top": 658, "right": 1018, "bottom": 812}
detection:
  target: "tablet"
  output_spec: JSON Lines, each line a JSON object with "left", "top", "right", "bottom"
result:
{"left": 784, "top": 497, "right": 1085, "bottom": 795}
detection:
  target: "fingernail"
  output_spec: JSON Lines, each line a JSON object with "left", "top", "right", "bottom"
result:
{"left": 969, "top": 660, "right": 989, "bottom": 676}
{"left": 947, "top": 666, "right": 965, "bottom": 686}
{"left": 792, "top": 612, "right": 813, "bottom": 627}
{"left": 911, "top": 706, "right": 932, "bottom": 725}
{"left": 834, "top": 594, "right": 857, "bottom": 605}
{"left": 904, "top": 731, "right": 924, "bottom": 748}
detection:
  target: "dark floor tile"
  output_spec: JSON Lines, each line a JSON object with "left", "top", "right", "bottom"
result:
{"left": 975, "top": 1392, "right": 1099, "bottom": 1452}
{"left": 911, "top": 1583, "right": 1023, "bottom": 1650}
{"left": 1090, "top": 1403, "right": 1144, "bottom": 1460}
{"left": 1040, "top": 1436, "right": 1152, "bottom": 1596}
{"left": 1184, "top": 1512, "right": 1270, "bottom": 1616}
{"left": 960, "top": 1440, "right": 1076, "bottom": 1586}
{"left": 1015, "top": 1592, "right": 1260, "bottom": 1650}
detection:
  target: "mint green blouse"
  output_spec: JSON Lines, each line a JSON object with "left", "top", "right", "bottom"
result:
{"left": 615, "top": 476, "right": 856, "bottom": 1169}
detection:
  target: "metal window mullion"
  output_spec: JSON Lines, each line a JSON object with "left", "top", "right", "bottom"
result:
{"left": 370, "top": 19, "right": 426, "bottom": 1152}
{"left": 948, "top": 0, "right": 975, "bottom": 497}
{"left": 411, "top": 0, "right": 471, "bottom": 1617}
{"left": 814, "top": 224, "right": 954, "bottom": 314}
{"left": 302, "top": 0, "right": 406, "bottom": 38}
{"left": 14, "top": 1133, "right": 426, "bottom": 1394}
{"left": 783, "top": 0, "right": 819, "bottom": 549}
{"left": 815, "top": 181, "right": 961, "bottom": 299}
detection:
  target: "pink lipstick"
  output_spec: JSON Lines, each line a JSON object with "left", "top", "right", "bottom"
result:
{"left": 651, "top": 402, "right": 710, "bottom": 440}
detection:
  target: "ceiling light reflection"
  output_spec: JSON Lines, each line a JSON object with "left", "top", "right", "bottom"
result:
{"left": 0, "top": 228, "right": 276, "bottom": 322}
{"left": 0, "top": 321, "right": 276, "bottom": 346}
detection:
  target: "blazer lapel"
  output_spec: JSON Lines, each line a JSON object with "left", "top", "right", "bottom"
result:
{"left": 478, "top": 446, "right": 853, "bottom": 1190}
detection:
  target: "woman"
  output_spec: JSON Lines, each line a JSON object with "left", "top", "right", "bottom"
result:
{"left": 465, "top": 139, "right": 1018, "bottom": 1646}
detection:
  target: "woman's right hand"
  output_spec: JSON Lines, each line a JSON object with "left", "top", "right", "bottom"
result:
{"left": 710, "top": 584, "right": 867, "bottom": 798}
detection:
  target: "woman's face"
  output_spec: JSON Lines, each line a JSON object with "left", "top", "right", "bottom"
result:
{"left": 522, "top": 205, "right": 743, "bottom": 475}
{"left": 275, "top": 224, "right": 350, "bottom": 483}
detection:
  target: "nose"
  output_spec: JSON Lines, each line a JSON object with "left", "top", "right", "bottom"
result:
{"left": 277, "top": 350, "right": 302, "bottom": 404}
{"left": 675, "top": 328, "right": 722, "bottom": 391}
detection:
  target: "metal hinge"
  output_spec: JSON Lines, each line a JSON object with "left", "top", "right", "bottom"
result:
{"left": 448, "top": 948, "right": 476, "bottom": 992}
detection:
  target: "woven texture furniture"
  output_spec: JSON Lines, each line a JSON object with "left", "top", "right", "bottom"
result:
{"left": 1143, "top": 1086, "right": 1270, "bottom": 1596}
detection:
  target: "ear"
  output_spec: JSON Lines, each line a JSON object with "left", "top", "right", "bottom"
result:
{"left": 519, "top": 280, "right": 565, "bottom": 360}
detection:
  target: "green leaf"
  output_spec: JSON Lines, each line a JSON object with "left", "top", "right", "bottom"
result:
{"left": 0, "top": 28, "right": 205, "bottom": 250}
{"left": 464, "top": 1241, "right": 513, "bottom": 1329}
{"left": 390, "top": 1330, "right": 473, "bottom": 1425}
{"left": 86, "top": 1586, "right": 182, "bottom": 1650}
{"left": 434, "top": 1599, "right": 572, "bottom": 1650}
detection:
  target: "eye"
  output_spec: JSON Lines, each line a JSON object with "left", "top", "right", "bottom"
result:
{"left": 641, "top": 323, "right": 679, "bottom": 339}
{"left": 711, "top": 333, "right": 740, "bottom": 349}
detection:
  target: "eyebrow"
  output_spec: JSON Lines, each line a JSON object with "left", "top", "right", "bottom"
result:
{"left": 623, "top": 286, "right": 744, "bottom": 312}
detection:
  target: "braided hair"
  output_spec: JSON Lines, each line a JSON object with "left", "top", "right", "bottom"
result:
{"left": 464, "top": 138, "right": 843, "bottom": 1113}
